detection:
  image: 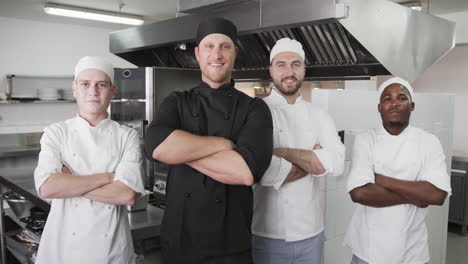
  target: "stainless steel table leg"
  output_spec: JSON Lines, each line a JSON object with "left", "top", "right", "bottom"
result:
{"left": 0, "top": 190, "right": 7, "bottom": 264}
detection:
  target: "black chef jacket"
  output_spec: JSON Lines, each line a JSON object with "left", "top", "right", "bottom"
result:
{"left": 145, "top": 80, "right": 273, "bottom": 256}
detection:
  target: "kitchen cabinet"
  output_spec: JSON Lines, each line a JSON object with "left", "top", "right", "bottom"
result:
{"left": 448, "top": 155, "right": 468, "bottom": 235}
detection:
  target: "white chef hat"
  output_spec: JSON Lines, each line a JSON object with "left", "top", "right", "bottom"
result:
{"left": 270, "top": 38, "right": 305, "bottom": 64}
{"left": 377, "top": 76, "right": 414, "bottom": 103}
{"left": 74, "top": 56, "right": 114, "bottom": 84}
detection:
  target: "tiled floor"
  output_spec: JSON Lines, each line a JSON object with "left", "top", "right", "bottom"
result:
{"left": 140, "top": 224, "right": 468, "bottom": 264}
{"left": 137, "top": 237, "right": 162, "bottom": 264}
{"left": 142, "top": 250, "right": 162, "bottom": 264}
{"left": 446, "top": 223, "right": 468, "bottom": 264}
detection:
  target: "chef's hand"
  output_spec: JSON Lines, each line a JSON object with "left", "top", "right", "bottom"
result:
{"left": 313, "top": 144, "right": 322, "bottom": 150}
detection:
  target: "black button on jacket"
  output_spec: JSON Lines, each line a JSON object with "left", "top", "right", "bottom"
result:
{"left": 145, "top": 80, "right": 273, "bottom": 256}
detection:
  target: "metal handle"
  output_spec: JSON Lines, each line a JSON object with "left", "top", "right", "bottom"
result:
{"left": 6, "top": 76, "right": 12, "bottom": 100}
{"left": 451, "top": 169, "right": 467, "bottom": 174}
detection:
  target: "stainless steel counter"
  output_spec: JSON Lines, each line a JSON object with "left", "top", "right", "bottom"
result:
{"left": 0, "top": 146, "right": 40, "bottom": 158}
{"left": 453, "top": 150, "right": 468, "bottom": 163}
{"left": 0, "top": 174, "right": 164, "bottom": 263}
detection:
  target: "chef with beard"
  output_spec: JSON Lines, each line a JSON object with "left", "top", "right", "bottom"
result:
{"left": 251, "top": 38, "right": 345, "bottom": 264}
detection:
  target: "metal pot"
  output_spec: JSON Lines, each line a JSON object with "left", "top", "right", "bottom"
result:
{"left": 2, "top": 191, "right": 33, "bottom": 219}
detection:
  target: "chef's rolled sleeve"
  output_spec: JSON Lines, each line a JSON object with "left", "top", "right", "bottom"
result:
{"left": 233, "top": 99, "right": 273, "bottom": 183}
{"left": 313, "top": 109, "right": 345, "bottom": 177}
{"left": 144, "top": 92, "right": 181, "bottom": 160}
{"left": 346, "top": 133, "right": 375, "bottom": 192}
{"left": 34, "top": 125, "right": 63, "bottom": 195}
{"left": 420, "top": 134, "right": 452, "bottom": 195}
{"left": 259, "top": 155, "right": 292, "bottom": 190}
{"left": 114, "top": 129, "right": 145, "bottom": 195}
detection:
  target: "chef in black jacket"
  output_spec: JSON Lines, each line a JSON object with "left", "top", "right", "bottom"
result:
{"left": 144, "top": 17, "right": 273, "bottom": 264}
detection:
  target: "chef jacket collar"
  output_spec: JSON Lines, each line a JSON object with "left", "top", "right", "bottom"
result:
{"left": 199, "top": 80, "right": 235, "bottom": 94}
{"left": 268, "top": 88, "right": 303, "bottom": 107}
{"left": 377, "top": 122, "right": 412, "bottom": 138}
{"left": 74, "top": 113, "right": 112, "bottom": 129}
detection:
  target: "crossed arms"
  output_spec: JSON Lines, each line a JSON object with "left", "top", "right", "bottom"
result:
{"left": 348, "top": 134, "right": 448, "bottom": 208}
{"left": 35, "top": 127, "right": 140, "bottom": 206}
{"left": 39, "top": 169, "right": 137, "bottom": 206}
{"left": 145, "top": 93, "right": 273, "bottom": 186}
{"left": 258, "top": 109, "right": 345, "bottom": 188}
{"left": 350, "top": 174, "right": 447, "bottom": 208}
{"left": 152, "top": 130, "right": 254, "bottom": 185}
{"left": 273, "top": 145, "right": 325, "bottom": 184}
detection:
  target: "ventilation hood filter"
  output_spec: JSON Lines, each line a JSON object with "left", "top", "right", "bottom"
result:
{"left": 110, "top": 0, "right": 455, "bottom": 82}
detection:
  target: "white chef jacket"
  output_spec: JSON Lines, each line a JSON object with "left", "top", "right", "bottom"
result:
{"left": 252, "top": 89, "right": 345, "bottom": 242}
{"left": 344, "top": 125, "right": 451, "bottom": 264}
{"left": 34, "top": 115, "right": 145, "bottom": 264}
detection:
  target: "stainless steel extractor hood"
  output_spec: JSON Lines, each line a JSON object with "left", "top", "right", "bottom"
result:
{"left": 109, "top": 0, "right": 455, "bottom": 82}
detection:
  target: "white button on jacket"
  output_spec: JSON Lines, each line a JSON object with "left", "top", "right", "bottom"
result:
{"left": 34, "top": 116, "right": 145, "bottom": 264}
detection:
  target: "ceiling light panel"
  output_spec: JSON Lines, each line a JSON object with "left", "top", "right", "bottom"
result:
{"left": 44, "top": 3, "right": 144, "bottom": 26}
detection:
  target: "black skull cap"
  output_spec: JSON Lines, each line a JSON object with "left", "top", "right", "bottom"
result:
{"left": 196, "top": 17, "right": 238, "bottom": 46}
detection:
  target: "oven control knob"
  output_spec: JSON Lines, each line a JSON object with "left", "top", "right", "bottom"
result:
{"left": 155, "top": 182, "right": 165, "bottom": 191}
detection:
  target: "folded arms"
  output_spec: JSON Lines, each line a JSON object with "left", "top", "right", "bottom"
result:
{"left": 350, "top": 174, "right": 447, "bottom": 208}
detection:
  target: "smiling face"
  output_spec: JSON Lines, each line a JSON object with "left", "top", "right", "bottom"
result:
{"left": 195, "top": 33, "right": 237, "bottom": 88}
{"left": 378, "top": 83, "right": 415, "bottom": 128}
{"left": 269, "top": 51, "right": 305, "bottom": 98}
{"left": 73, "top": 69, "right": 115, "bottom": 119}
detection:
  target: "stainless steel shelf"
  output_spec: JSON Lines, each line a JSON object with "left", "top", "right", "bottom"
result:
{"left": 0, "top": 100, "right": 75, "bottom": 104}
{"left": 6, "top": 75, "right": 73, "bottom": 79}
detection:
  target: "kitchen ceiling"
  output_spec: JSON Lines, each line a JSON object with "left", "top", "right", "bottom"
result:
{"left": 0, "top": 0, "right": 467, "bottom": 30}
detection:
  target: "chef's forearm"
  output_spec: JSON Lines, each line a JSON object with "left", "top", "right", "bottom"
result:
{"left": 274, "top": 148, "right": 325, "bottom": 175}
{"left": 349, "top": 183, "right": 411, "bottom": 208}
{"left": 375, "top": 174, "right": 447, "bottom": 206}
{"left": 83, "top": 181, "right": 137, "bottom": 206}
{"left": 187, "top": 150, "right": 254, "bottom": 186}
{"left": 152, "top": 130, "right": 232, "bottom": 164}
{"left": 39, "top": 172, "right": 113, "bottom": 199}
{"left": 283, "top": 164, "right": 308, "bottom": 184}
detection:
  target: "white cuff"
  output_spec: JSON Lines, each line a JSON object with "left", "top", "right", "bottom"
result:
{"left": 312, "top": 149, "right": 330, "bottom": 177}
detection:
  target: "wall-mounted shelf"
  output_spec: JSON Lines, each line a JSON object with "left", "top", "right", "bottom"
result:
{"left": 6, "top": 74, "right": 74, "bottom": 101}
{"left": 6, "top": 74, "right": 73, "bottom": 79}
